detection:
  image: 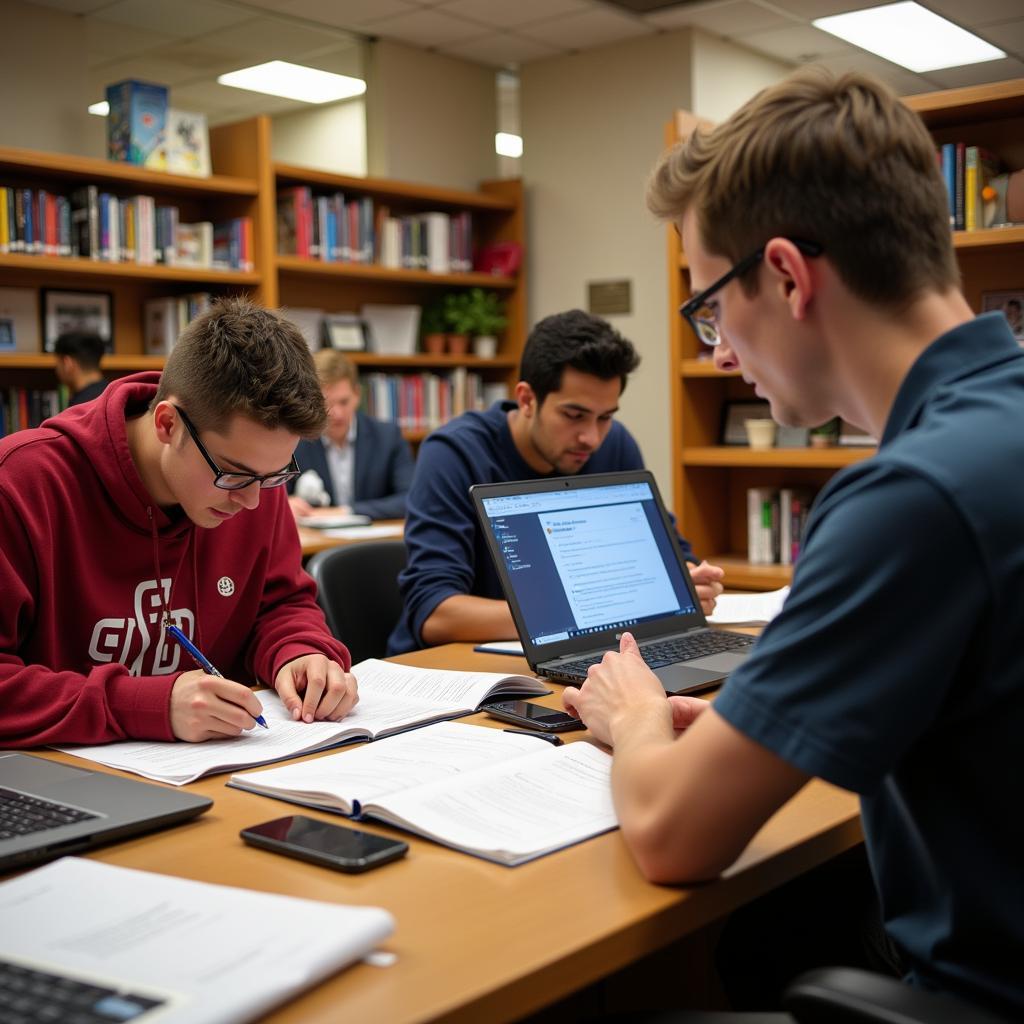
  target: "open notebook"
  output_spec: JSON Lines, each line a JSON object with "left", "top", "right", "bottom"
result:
{"left": 57, "top": 659, "right": 548, "bottom": 785}
{"left": 230, "top": 721, "right": 617, "bottom": 866}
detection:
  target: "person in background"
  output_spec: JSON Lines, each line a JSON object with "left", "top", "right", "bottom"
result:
{"left": 53, "top": 331, "right": 108, "bottom": 406}
{"left": 287, "top": 349, "right": 413, "bottom": 522}
{"left": 564, "top": 68, "right": 1024, "bottom": 1017}
{"left": 0, "top": 297, "right": 358, "bottom": 747}
{"left": 388, "top": 309, "right": 724, "bottom": 655}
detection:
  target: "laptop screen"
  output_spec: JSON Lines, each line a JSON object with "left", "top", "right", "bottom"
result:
{"left": 479, "top": 480, "right": 697, "bottom": 648}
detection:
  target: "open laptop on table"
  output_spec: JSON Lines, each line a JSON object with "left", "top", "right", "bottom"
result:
{"left": 471, "top": 470, "right": 755, "bottom": 694}
{"left": 0, "top": 751, "right": 211, "bottom": 873}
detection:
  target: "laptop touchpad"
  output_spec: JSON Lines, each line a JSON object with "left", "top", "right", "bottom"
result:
{"left": 653, "top": 664, "right": 724, "bottom": 695}
{"left": 687, "top": 651, "right": 750, "bottom": 672}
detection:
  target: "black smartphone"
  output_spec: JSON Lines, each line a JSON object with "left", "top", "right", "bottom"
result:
{"left": 484, "top": 700, "right": 586, "bottom": 732}
{"left": 240, "top": 815, "right": 408, "bottom": 873}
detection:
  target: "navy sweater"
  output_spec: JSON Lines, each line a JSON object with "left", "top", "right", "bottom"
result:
{"left": 388, "top": 401, "right": 693, "bottom": 653}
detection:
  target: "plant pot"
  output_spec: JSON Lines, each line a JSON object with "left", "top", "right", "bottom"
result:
{"left": 472, "top": 334, "right": 498, "bottom": 359}
{"left": 422, "top": 333, "right": 446, "bottom": 355}
{"left": 446, "top": 333, "right": 470, "bottom": 355}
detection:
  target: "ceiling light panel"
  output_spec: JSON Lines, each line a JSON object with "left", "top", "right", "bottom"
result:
{"left": 218, "top": 61, "right": 366, "bottom": 103}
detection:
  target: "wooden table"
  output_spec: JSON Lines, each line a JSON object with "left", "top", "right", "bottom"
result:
{"left": 298, "top": 519, "right": 404, "bottom": 558}
{"left": 51, "top": 645, "right": 862, "bottom": 1024}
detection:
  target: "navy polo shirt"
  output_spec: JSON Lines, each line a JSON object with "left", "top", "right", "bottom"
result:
{"left": 714, "top": 314, "right": 1024, "bottom": 1015}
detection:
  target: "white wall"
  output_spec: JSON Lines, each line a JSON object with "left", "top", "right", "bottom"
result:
{"left": 365, "top": 39, "right": 496, "bottom": 189}
{"left": 521, "top": 30, "right": 790, "bottom": 504}
{"left": 272, "top": 99, "right": 367, "bottom": 176}
{"left": 0, "top": 0, "right": 105, "bottom": 157}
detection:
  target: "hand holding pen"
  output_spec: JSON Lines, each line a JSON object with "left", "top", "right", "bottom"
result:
{"left": 166, "top": 623, "right": 269, "bottom": 740}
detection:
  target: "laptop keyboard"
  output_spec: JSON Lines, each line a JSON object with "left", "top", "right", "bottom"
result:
{"left": 0, "top": 787, "right": 98, "bottom": 842}
{"left": 550, "top": 630, "right": 755, "bottom": 681}
{"left": 0, "top": 959, "right": 165, "bottom": 1022}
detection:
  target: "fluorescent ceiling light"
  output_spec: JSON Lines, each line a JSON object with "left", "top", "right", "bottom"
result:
{"left": 88, "top": 100, "right": 109, "bottom": 117}
{"left": 218, "top": 61, "right": 366, "bottom": 104}
{"left": 813, "top": 2, "right": 1004, "bottom": 73}
{"left": 496, "top": 132, "right": 523, "bottom": 158}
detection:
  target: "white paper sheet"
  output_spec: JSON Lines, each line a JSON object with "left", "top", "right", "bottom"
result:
{"left": 707, "top": 586, "right": 790, "bottom": 625}
{"left": 0, "top": 858, "right": 393, "bottom": 1024}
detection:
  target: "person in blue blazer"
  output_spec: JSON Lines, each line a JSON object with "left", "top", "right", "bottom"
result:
{"left": 287, "top": 349, "right": 413, "bottom": 521}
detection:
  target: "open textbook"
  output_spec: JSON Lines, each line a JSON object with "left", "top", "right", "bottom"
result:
{"left": 230, "top": 721, "right": 617, "bottom": 866}
{"left": 57, "top": 659, "right": 548, "bottom": 785}
{"left": 0, "top": 857, "right": 393, "bottom": 1024}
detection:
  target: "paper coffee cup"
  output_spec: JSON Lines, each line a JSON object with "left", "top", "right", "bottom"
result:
{"left": 745, "top": 419, "right": 777, "bottom": 449}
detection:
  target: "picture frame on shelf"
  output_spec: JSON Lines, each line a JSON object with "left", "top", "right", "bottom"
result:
{"left": 720, "top": 400, "right": 771, "bottom": 445}
{"left": 41, "top": 289, "right": 113, "bottom": 353}
{"left": 0, "top": 287, "right": 41, "bottom": 353}
{"left": 324, "top": 313, "right": 368, "bottom": 352}
{"left": 981, "top": 289, "right": 1024, "bottom": 343}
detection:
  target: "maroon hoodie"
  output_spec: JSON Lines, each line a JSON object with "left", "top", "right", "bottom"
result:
{"left": 0, "top": 373, "right": 350, "bottom": 746}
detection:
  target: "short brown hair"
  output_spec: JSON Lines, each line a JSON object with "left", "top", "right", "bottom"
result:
{"left": 155, "top": 296, "right": 326, "bottom": 437}
{"left": 647, "top": 68, "right": 958, "bottom": 309}
{"left": 313, "top": 348, "right": 359, "bottom": 389}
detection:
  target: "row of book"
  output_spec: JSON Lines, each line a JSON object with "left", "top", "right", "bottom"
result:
{"left": 747, "top": 486, "right": 815, "bottom": 566}
{"left": 361, "top": 370, "right": 508, "bottom": 432}
{"left": 1, "top": 387, "right": 67, "bottom": 437}
{"left": 937, "top": 143, "right": 1011, "bottom": 232}
{"left": 276, "top": 186, "right": 474, "bottom": 272}
{"left": 0, "top": 185, "right": 253, "bottom": 270}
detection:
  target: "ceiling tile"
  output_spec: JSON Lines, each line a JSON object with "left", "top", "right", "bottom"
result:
{"left": 357, "top": 7, "right": 493, "bottom": 47}
{"left": 143, "top": 40, "right": 256, "bottom": 73}
{"left": 916, "top": 0, "right": 1024, "bottom": 27}
{"left": 214, "top": 18, "right": 352, "bottom": 61}
{"left": 18, "top": 0, "right": 110, "bottom": 12}
{"left": 438, "top": 31, "right": 562, "bottom": 66}
{"left": 88, "top": 56, "right": 205, "bottom": 88}
{"left": 283, "top": 0, "right": 417, "bottom": 29}
{"left": 434, "top": 0, "right": 591, "bottom": 31}
{"left": 94, "top": 0, "right": 247, "bottom": 38}
{"left": 761, "top": 0, "right": 891, "bottom": 17}
{"left": 976, "top": 18, "right": 1024, "bottom": 53}
{"left": 808, "top": 50, "right": 934, "bottom": 97}
{"left": 162, "top": 82, "right": 253, "bottom": 114}
{"left": 647, "top": 0, "right": 795, "bottom": 34}
{"left": 518, "top": 7, "right": 653, "bottom": 50}
{"left": 85, "top": 18, "right": 177, "bottom": 63}
{"left": 736, "top": 23, "right": 852, "bottom": 62}
{"left": 923, "top": 56, "right": 1024, "bottom": 89}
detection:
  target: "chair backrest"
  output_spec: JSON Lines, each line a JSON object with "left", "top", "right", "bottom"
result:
{"left": 306, "top": 540, "right": 407, "bottom": 665}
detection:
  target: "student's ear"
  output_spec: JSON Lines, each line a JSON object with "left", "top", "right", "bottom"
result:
{"left": 513, "top": 381, "right": 537, "bottom": 417}
{"left": 764, "top": 237, "right": 814, "bottom": 322}
{"left": 152, "top": 401, "right": 179, "bottom": 447}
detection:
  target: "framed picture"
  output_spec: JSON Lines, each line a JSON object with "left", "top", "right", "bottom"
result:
{"left": 324, "top": 313, "right": 367, "bottom": 352}
{"left": 41, "top": 288, "right": 113, "bottom": 353}
{"left": 720, "top": 400, "right": 771, "bottom": 445}
{"left": 981, "top": 289, "right": 1024, "bottom": 343}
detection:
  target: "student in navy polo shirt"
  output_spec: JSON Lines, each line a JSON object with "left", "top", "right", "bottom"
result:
{"left": 388, "top": 310, "right": 724, "bottom": 654}
{"left": 564, "top": 69, "right": 1024, "bottom": 1017}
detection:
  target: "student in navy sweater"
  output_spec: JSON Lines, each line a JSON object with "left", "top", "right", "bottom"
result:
{"left": 388, "top": 310, "right": 723, "bottom": 654}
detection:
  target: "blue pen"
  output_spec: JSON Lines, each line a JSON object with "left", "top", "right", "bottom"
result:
{"left": 165, "top": 623, "right": 269, "bottom": 729}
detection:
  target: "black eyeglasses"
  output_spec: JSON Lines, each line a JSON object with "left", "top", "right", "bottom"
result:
{"left": 680, "top": 238, "right": 823, "bottom": 346}
{"left": 173, "top": 405, "right": 300, "bottom": 491}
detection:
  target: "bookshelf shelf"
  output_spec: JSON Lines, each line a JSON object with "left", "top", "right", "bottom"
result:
{"left": 682, "top": 446, "right": 874, "bottom": 469}
{"left": 0, "top": 253, "right": 261, "bottom": 285}
{"left": 0, "top": 354, "right": 165, "bottom": 371}
{"left": 275, "top": 255, "right": 515, "bottom": 290}
{"left": 665, "top": 80, "right": 1024, "bottom": 589}
{"left": 0, "top": 147, "right": 258, "bottom": 197}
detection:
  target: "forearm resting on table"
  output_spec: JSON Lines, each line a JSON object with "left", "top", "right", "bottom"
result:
{"left": 420, "top": 594, "right": 517, "bottom": 646}
{"left": 611, "top": 706, "right": 809, "bottom": 884}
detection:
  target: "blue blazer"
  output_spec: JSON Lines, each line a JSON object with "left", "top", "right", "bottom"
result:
{"left": 291, "top": 412, "right": 414, "bottom": 520}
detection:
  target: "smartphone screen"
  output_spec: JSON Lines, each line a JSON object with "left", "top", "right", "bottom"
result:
{"left": 484, "top": 700, "right": 586, "bottom": 731}
{"left": 241, "top": 815, "right": 408, "bottom": 872}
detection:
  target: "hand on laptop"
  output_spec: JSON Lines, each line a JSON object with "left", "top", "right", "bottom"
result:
{"left": 689, "top": 560, "right": 725, "bottom": 615}
{"left": 275, "top": 654, "right": 359, "bottom": 724}
{"left": 170, "top": 671, "right": 267, "bottom": 742}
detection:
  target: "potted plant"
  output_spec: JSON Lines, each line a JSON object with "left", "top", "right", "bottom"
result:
{"left": 809, "top": 417, "right": 840, "bottom": 448}
{"left": 463, "top": 288, "right": 507, "bottom": 358}
{"left": 442, "top": 292, "right": 474, "bottom": 355}
{"left": 420, "top": 303, "right": 446, "bottom": 355}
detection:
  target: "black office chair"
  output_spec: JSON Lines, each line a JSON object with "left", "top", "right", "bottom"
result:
{"left": 306, "top": 540, "right": 407, "bottom": 665}
{"left": 636, "top": 968, "right": 1013, "bottom": 1024}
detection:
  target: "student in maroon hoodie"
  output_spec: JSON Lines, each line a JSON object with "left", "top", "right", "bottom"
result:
{"left": 0, "top": 297, "right": 357, "bottom": 746}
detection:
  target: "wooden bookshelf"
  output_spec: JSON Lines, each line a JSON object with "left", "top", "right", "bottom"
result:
{"left": 665, "top": 78, "right": 1024, "bottom": 590}
{"left": 0, "top": 119, "right": 527, "bottom": 437}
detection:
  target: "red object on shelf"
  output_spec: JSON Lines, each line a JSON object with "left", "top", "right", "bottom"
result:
{"left": 476, "top": 241, "right": 522, "bottom": 276}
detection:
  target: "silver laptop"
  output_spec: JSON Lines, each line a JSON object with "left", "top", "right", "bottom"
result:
{"left": 471, "top": 470, "right": 755, "bottom": 694}
{"left": 0, "top": 752, "right": 211, "bottom": 873}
